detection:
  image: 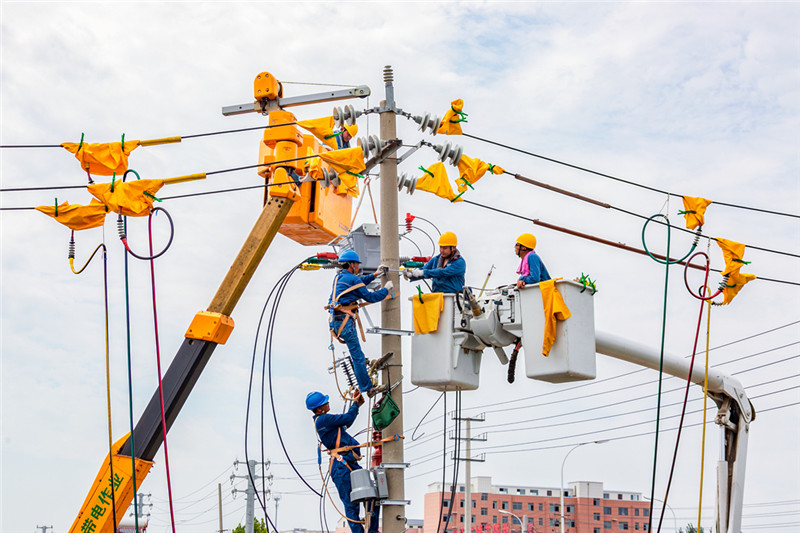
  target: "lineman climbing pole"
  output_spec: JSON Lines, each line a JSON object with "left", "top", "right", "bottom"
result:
{"left": 379, "top": 65, "right": 407, "bottom": 532}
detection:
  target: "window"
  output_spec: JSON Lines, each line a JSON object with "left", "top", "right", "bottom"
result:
{"left": 472, "top": 500, "right": 476, "bottom": 508}
{"left": 492, "top": 502, "right": 497, "bottom": 509}
{"left": 568, "top": 521, "right": 576, "bottom": 528}
{"left": 643, "top": 509, "right": 649, "bottom": 517}
{"left": 634, "top": 509, "right": 639, "bottom": 517}
{"left": 443, "top": 500, "right": 450, "bottom": 508}
{"left": 604, "top": 522, "right": 612, "bottom": 530}
{"left": 528, "top": 503, "right": 534, "bottom": 512}
{"left": 643, "top": 525, "right": 649, "bottom": 531}
{"left": 604, "top": 507, "right": 612, "bottom": 515}
{"left": 531, "top": 489, "right": 538, "bottom": 495}
{"left": 547, "top": 490, "right": 553, "bottom": 496}
{"left": 564, "top": 490, "right": 569, "bottom": 497}
{"left": 460, "top": 486, "right": 465, "bottom": 492}
{"left": 594, "top": 513, "right": 601, "bottom": 521}
{"left": 635, "top": 524, "right": 639, "bottom": 531}
{"left": 517, "top": 488, "right": 525, "bottom": 494}
{"left": 549, "top": 519, "right": 560, "bottom": 527}
{"left": 618, "top": 523, "right": 628, "bottom": 530}
{"left": 492, "top": 516, "right": 497, "bottom": 524}
{"left": 499, "top": 487, "right": 508, "bottom": 494}
{"left": 501, "top": 501, "right": 508, "bottom": 510}
{"left": 566, "top": 505, "right": 574, "bottom": 514}
{"left": 460, "top": 515, "right": 464, "bottom": 523}
{"left": 594, "top": 498, "right": 601, "bottom": 506}
{"left": 538, "top": 503, "right": 543, "bottom": 511}
{"left": 460, "top": 500, "right": 464, "bottom": 508}
{"left": 550, "top": 504, "right": 560, "bottom": 513}
{"left": 619, "top": 508, "right": 628, "bottom": 516}
{"left": 481, "top": 493, "right": 488, "bottom": 501}
{"left": 502, "top": 517, "right": 508, "bottom": 524}
{"left": 595, "top": 529, "right": 601, "bottom": 533}
{"left": 604, "top": 493, "right": 610, "bottom": 499}
{"left": 512, "top": 502, "right": 522, "bottom": 511}
{"left": 538, "top": 518, "right": 543, "bottom": 526}
{"left": 480, "top": 508, "right": 487, "bottom": 516}
{"left": 631, "top": 495, "right": 638, "bottom": 501}
{"left": 618, "top": 494, "right": 623, "bottom": 500}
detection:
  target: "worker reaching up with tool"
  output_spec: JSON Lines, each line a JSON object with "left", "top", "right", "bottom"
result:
{"left": 404, "top": 231, "right": 466, "bottom": 293}
{"left": 515, "top": 233, "right": 550, "bottom": 288}
{"left": 336, "top": 123, "right": 358, "bottom": 149}
{"left": 307, "top": 391, "right": 379, "bottom": 533}
{"left": 329, "top": 250, "right": 393, "bottom": 398}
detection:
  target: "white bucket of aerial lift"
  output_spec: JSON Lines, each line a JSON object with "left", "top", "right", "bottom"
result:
{"left": 516, "top": 279, "right": 596, "bottom": 382}
{"left": 349, "top": 468, "right": 378, "bottom": 502}
{"left": 410, "top": 293, "right": 483, "bottom": 391}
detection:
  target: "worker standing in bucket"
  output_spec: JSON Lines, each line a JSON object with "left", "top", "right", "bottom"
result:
{"left": 515, "top": 233, "right": 550, "bottom": 288}
{"left": 405, "top": 231, "right": 466, "bottom": 293}
{"left": 307, "top": 391, "right": 379, "bottom": 533}
{"left": 329, "top": 250, "right": 392, "bottom": 398}
{"left": 336, "top": 123, "right": 358, "bottom": 149}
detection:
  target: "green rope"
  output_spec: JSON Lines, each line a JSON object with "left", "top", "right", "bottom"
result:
{"left": 458, "top": 176, "right": 474, "bottom": 190}
{"left": 732, "top": 258, "right": 751, "bottom": 265}
{"left": 642, "top": 213, "right": 672, "bottom": 532}
{"left": 417, "top": 285, "right": 424, "bottom": 303}
{"left": 143, "top": 191, "right": 162, "bottom": 202}
{"left": 345, "top": 170, "right": 365, "bottom": 180}
{"left": 54, "top": 198, "right": 58, "bottom": 217}
{"left": 418, "top": 165, "right": 434, "bottom": 178}
{"left": 324, "top": 131, "right": 343, "bottom": 139}
{"left": 78, "top": 132, "right": 84, "bottom": 152}
{"left": 677, "top": 209, "right": 696, "bottom": 215}
{"left": 121, "top": 133, "right": 125, "bottom": 152}
{"left": 110, "top": 173, "right": 116, "bottom": 193}
{"left": 123, "top": 221, "right": 140, "bottom": 532}
{"left": 450, "top": 190, "right": 467, "bottom": 203}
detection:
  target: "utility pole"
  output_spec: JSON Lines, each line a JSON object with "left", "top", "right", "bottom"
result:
{"left": 451, "top": 414, "right": 486, "bottom": 532}
{"left": 35, "top": 526, "right": 53, "bottom": 533}
{"left": 273, "top": 494, "right": 281, "bottom": 533}
{"left": 231, "top": 459, "right": 271, "bottom": 533}
{"left": 379, "top": 64, "right": 406, "bottom": 533}
{"left": 130, "top": 493, "right": 153, "bottom": 526}
{"left": 218, "top": 483, "right": 223, "bottom": 533}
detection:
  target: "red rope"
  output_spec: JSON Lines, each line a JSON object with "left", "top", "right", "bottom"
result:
{"left": 656, "top": 258, "right": 712, "bottom": 532}
{"left": 148, "top": 211, "right": 177, "bottom": 532}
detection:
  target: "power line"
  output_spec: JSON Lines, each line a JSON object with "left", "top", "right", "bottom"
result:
{"left": 462, "top": 132, "right": 800, "bottom": 219}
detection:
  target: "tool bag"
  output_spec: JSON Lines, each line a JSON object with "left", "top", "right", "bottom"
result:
{"left": 371, "top": 393, "right": 400, "bottom": 431}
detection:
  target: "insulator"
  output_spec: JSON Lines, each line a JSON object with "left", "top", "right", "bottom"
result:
{"left": 405, "top": 212, "right": 415, "bottom": 232}
{"left": 68, "top": 237, "right": 75, "bottom": 260}
{"left": 321, "top": 168, "right": 340, "bottom": 189}
{"left": 397, "top": 173, "right": 417, "bottom": 195}
{"left": 358, "top": 135, "right": 385, "bottom": 159}
{"left": 432, "top": 142, "right": 463, "bottom": 166}
{"left": 692, "top": 227, "right": 703, "bottom": 247}
{"left": 333, "top": 104, "right": 361, "bottom": 128}
{"left": 383, "top": 65, "right": 394, "bottom": 83}
{"left": 340, "top": 357, "right": 357, "bottom": 389}
{"left": 116, "top": 215, "right": 126, "bottom": 240}
{"left": 333, "top": 106, "right": 344, "bottom": 129}
{"left": 412, "top": 113, "right": 441, "bottom": 135}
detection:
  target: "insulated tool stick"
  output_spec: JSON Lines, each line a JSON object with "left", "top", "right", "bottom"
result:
{"left": 507, "top": 339, "right": 522, "bottom": 383}
{"left": 477, "top": 264, "right": 495, "bottom": 298}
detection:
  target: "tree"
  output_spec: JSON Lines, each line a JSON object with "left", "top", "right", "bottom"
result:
{"left": 232, "top": 518, "right": 268, "bottom": 533}
{"left": 678, "top": 524, "right": 710, "bottom": 533}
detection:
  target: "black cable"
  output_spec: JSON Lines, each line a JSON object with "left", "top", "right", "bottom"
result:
{"left": 411, "top": 392, "right": 444, "bottom": 441}
{"left": 118, "top": 209, "right": 175, "bottom": 261}
{"left": 463, "top": 132, "right": 800, "bottom": 219}
{"left": 462, "top": 198, "right": 800, "bottom": 286}
{"left": 435, "top": 392, "right": 447, "bottom": 533}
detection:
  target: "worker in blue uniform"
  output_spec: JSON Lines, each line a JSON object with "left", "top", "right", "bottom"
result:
{"left": 329, "top": 249, "right": 392, "bottom": 397}
{"left": 405, "top": 231, "right": 466, "bottom": 294}
{"left": 307, "top": 391, "right": 379, "bottom": 533}
{"left": 515, "top": 233, "right": 550, "bottom": 288}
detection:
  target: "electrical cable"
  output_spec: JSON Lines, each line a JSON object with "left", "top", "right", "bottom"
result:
{"left": 122, "top": 222, "right": 140, "bottom": 533}
{"left": 462, "top": 132, "right": 800, "bottom": 219}
{"left": 435, "top": 392, "right": 447, "bottom": 533}
{"left": 411, "top": 392, "right": 444, "bottom": 441}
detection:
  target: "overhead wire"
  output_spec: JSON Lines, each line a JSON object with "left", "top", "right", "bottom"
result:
{"left": 461, "top": 132, "right": 800, "bottom": 219}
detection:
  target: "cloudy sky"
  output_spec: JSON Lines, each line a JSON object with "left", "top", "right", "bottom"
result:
{"left": 1, "top": 2, "right": 798, "bottom": 533}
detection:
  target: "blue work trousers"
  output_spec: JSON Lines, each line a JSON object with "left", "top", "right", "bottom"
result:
{"left": 331, "top": 460, "right": 379, "bottom": 533}
{"left": 332, "top": 318, "right": 373, "bottom": 393}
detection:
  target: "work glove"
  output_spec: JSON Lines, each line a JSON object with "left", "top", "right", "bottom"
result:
{"left": 412, "top": 268, "right": 424, "bottom": 279}
{"left": 383, "top": 280, "right": 394, "bottom": 291}
{"left": 376, "top": 264, "right": 389, "bottom": 277}
{"left": 403, "top": 269, "right": 411, "bottom": 280}
{"left": 354, "top": 391, "right": 365, "bottom": 406}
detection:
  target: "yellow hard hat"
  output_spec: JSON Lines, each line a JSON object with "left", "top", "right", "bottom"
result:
{"left": 516, "top": 233, "right": 537, "bottom": 250}
{"left": 343, "top": 123, "right": 358, "bottom": 137}
{"left": 438, "top": 231, "right": 458, "bottom": 247}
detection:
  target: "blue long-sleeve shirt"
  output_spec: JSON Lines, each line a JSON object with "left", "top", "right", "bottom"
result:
{"left": 330, "top": 270, "right": 388, "bottom": 308}
{"left": 314, "top": 403, "right": 361, "bottom": 462}
{"left": 519, "top": 252, "right": 550, "bottom": 285}
{"left": 423, "top": 254, "right": 466, "bottom": 294}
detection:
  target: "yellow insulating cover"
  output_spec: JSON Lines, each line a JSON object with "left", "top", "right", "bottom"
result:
{"left": 539, "top": 278, "right": 571, "bottom": 357}
{"left": 455, "top": 154, "right": 503, "bottom": 193}
{"left": 319, "top": 147, "right": 366, "bottom": 175}
{"left": 88, "top": 179, "right": 165, "bottom": 217}
{"left": 69, "top": 434, "right": 153, "bottom": 533}
{"left": 36, "top": 200, "right": 107, "bottom": 231}
{"left": 682, "top": 196, "right": 713, "bottom": 230}
{"left": 185, "top": 311, "right": 235, "bottom": 344}
{"left": 416, "top": 161, "right": 460, "bottom": 201}
{"left": 722, "top": 271, "right": 756, "bottom": 305}
{"left": 297, "top": 116, "right": 339, "bottom": 150}
{"left": 437, "top": 99, "right": 465, "bottom": 135}
{"left": 336, "top": 170, "right": 360, "bottom": 198}
{"left": 716, "top": 238, "right": 748, "bottom": 276}
{"left": 62, "top": 141, "right": 141, "bottom": 176}
{"left": 412, "top": 293, "right": 445, "bottom": 334}
{"left": 254, "top": 71, "right": 281, "bottom": 101}
{"left": 263, "top": 110, "right": 302, "bottom": 148}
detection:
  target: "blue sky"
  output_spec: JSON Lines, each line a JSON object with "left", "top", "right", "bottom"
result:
{"left": 1, "top": 2, "right": 799, "bottom": 533}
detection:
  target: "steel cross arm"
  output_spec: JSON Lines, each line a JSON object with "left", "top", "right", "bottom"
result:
{"left": 364, "top": 138, "right": 402, "bottom": 173}
{"left": 222, "top": 85, "right": 371, "bottom": 116}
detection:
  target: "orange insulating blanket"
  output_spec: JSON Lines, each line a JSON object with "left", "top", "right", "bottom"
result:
{"left": 36, "top": 200, "right": 108, "bottom": 231}
{"left": 62, "top": 141, "right": 140, "bottom": 176}
{"left": 456, "top": 154, "right": 504, "bottom": 193}
{"left": 318, "top": 147, "right": 366, "bottom": 175}
{"left": 437, "top": 99, "right": 466, "bottom": 135}
{"left": 722, "top": 271, "right": 756, "bottom": 305}
{"left": 716, "top": 238, "right": 748, "bottom": 276}
{"left": 412, "top": 293, "right": 445, "bottom": 334}
{"left": 539, "top": 278, "right": 571, "bottom": 357}
{"left": 88, "top": 179, "right": 164, "bottom": 217}
{"left": 415, "top": 162, "right": 461, "bottom": 202}
{"left": 681, "top": 196, "right": 712, "bottom": 230}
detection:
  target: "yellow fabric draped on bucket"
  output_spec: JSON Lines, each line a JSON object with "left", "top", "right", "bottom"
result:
{"left": 412, "top": 293, "right": 445, "bottom": 334}
{"left": 539, "top": 278, "right": 571, "bottom": 357}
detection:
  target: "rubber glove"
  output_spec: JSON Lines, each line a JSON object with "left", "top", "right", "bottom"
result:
{"left": 412, "top": 268, "right": 424, "bottom": 279}
{"left": 403, "top": 270, "right": 411, "bottom": 280}
{"left": 384, "top": 280, "right": 394, "bottom": 291}
{"left": 377, "top": 264, "right": 389, "bottom": 277}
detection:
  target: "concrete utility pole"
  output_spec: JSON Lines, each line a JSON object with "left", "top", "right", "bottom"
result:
{"left": 232, "top": 459, "right": 271, "bottom": 533}
{"left": 451, "top": 414, "right": 486, "bottom": 532}
{"left": 35, "top": 526, "right": 53, "bottom": 533}
{"left": 218, "top": 483, "right": 224, "bottom": 533}
{"left": 379, "top": 64, "right": 405, "bottom": 533}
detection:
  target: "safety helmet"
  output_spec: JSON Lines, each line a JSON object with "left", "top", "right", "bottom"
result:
{"left": 338, "top": 249, "right": 361, "bottom": 263}
{"left": 343, "top": 123, "right": 358, "bottom": 137}
{"left": 438, "top": 231, "right": 458, "bottom": 247}
{"left": 306, "top": 391, "right": 329, "bottom": 411}
{"left": 516, "top": 233, "right": 537, "bottom": 250}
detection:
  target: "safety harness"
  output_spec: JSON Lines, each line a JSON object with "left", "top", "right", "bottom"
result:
{"left": 327, "top": 272, "right": 392, "bottom": 343}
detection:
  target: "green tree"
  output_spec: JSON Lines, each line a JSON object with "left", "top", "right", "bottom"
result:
{"left": 678, "top": 524, "right": 710, "bottom": 533}
{"left": 232, "top": 517, "right": 268, "bottom": 533}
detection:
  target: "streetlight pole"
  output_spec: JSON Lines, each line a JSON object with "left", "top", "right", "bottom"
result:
{"left": 498, "top": 509, "right": 527, "bottom": 533}
{"left": 644, "top": 496, "right": 677, "bottom": 532}
{"left": 560, "top": 440, "right": 609, "bottom": 533}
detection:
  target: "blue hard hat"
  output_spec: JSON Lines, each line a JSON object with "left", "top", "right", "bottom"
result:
{"left": 339, "top": 249, "right": 361, "bottom": 263}
{"left": 306, "top": 391, "right": 329, "bottom": 411}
